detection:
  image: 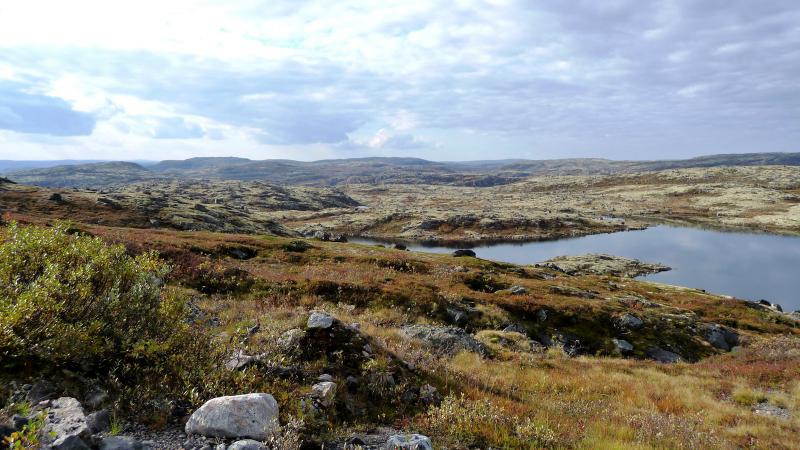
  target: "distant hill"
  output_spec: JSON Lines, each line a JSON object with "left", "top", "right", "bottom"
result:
{"left": 6, "top": 152, "right": 800, "bottom": 188}
{"left": 8, "top": 161, "right": 157, "bottom": 188}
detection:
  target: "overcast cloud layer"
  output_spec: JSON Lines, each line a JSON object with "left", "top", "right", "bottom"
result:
{"left": 0, "top": 0, "right": 798, "bottom": 161}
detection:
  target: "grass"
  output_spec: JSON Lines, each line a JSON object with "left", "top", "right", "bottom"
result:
{"left": 1, "top": 221, "right": 799, "bottom": 448}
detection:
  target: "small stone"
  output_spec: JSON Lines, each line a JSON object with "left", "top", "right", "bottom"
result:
{"left": 12, "top": 414, "right": 28, "bottom": 430}
{"left": 311, "top": 382, "right": 337, "bottom": 408}
{"left": 307, "top": 312, "right": 334, "bottom": 329}
{"left": 418, "top": 384, "right": 441, "bottom": 405}
{"left": 228, "top": 439, "right": 265, "bottom": 450}
{"left": 508, "top": 285, "right": 528, "bottom": 295}
{"left": 86, "top": 409, "right": 111, "bottom": 434}
{"left": 615, "top": 314, "right": 644, "bottom": 330}
{"left": 612, "top": 338, "right": 634, "bottom": 354}
{"left": 452, "top": 249, "right": 476, "bottom": 257}
{"left": 317, "top": 374, "right": 334, "bottom": 382}
{"left": 385, "top": 434, "right": 433, "bottom": 450}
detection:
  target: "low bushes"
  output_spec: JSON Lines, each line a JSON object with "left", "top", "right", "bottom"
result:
{"left": 0, "top": 222, "right": 180, "bottom": 369}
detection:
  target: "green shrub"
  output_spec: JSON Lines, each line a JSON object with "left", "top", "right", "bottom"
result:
{"left": 0, "top": 222, "right": 177, "bottom": 368}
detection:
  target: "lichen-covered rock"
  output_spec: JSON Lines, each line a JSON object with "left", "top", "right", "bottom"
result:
{"left": 702, "top": 324, "right": 739, "bottom": 351}
{"left": 401, "top": 325, "right": 488, "bottom": 356}
{"left": 612, "top": 338, "right": 634, "bottom": 354}
{"left": 615, "top": 313, "right": 644, "bottom": 330}
{"left": 43, "top": 397, "right": 91, "bottom": 450}
{"left": 538, "top": 253, "right": 670, "bottom": 278}
{"left": 227, "top": 439, "right": 266, "bottom": 450}
{"left": 185, "top": 393, "right": 279, "bottom": 440}
{"left": 385, "top": 434, "right": 433, "bottom": 450}
{"left": 307, "top": 311, "right": 335, "bottom": 329}
{"left": 311, "top": 381, "right": 337, "bottom": 408}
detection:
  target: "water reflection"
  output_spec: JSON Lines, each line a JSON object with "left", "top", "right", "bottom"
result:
{"left": 351, "top": 226, "right": 800, "bottom": 311}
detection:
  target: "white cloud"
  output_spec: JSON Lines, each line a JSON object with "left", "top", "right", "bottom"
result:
{"left": 0, "top": 0, "right": 798, "bottom": 161}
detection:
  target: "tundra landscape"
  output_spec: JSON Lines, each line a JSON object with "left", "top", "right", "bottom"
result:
{"left": 2, "top": 155, "right": 800, "bottom": 449}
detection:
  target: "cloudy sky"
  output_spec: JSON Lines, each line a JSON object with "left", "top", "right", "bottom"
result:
{"left": 0, "top": 0, "right": 798, "bottom": 162}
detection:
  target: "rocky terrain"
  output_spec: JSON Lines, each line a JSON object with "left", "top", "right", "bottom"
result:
{"left": 283, "top": 165, "right": 800, "bottom": 243}
{"left": 2, "top": 218, "right": 800, "bottom": 449}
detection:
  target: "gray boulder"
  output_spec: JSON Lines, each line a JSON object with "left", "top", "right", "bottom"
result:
{"left": 452, "top": 249, "right": 476, "bottom": 257}
{"left": 615, "top": 314, "right": 644, "bottom": 330}
{"left": 401, "top": 325, "right": 488, "bottom": 356}
{"left": 646, "top": 347, "right": 683, "bottom": 363}
{"left": 225, "top": 350, "right": 268, "bottom": 371}
{"left": 86, "top": 409, "right": 111, "bottom": 434}
{"left": 307, "top": 312, "right": 334, "bottom": 329}
{"left": 311, "top": 381, "right": 337, "bottom": 408}
{"left": 43, "top": 397, "right": 91, "bottom": 450}
{"left": 26, "top": 380, "right": 57, "bottom": 404}
{"left": 612, "top": 338, "right": 634, "bottom": 354}
{"left": 385, "top": 434, "right": 433, "bottom": 450}
{"left": 185, "top": 393, "right": 279, "bottom": 440}
{"left": 702, "top": 324, "right": 739, "bottom": 351}
{"left": 228, "top": 439, "right": 265, "bottom": 450}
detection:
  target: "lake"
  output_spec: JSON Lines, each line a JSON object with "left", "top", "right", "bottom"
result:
{"left": 352, "top": 226, "right": 800, "bottom": 311}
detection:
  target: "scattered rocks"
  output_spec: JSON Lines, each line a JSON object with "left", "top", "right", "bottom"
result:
{"left": 753, "top": 402, "right": 790, "bottom": 419}
{"left": 538, "top": 253, "right": 670, "bottom": 278}
{"left": 452, "top": 249, "right": 476, "bottom": 257}
{"left": 307, "top": 311, "right": 335, "bottom": 329}
{"left": 185, "top": 393, "right": 279, "bottom": 440}
{"left": 385, "top": 434, "right": 433, "bottom": 450}
{"left": 401, "top": 325, "right": 488, "bottom": 356}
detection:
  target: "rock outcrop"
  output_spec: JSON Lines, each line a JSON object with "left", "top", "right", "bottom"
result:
{"left": 401, "top": 325, "right": 488, "bottom": 356}
{"left": 538, "top": 253, "right": 670, "bottom": 278}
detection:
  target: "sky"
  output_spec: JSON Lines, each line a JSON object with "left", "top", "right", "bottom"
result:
{"left": 0, "top": 0, "right": 798, "bottom": 162}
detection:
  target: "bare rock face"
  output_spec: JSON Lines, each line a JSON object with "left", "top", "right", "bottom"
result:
{"left": 538, "top": 253, "right": 670, "bottom": 278}
{"left": 42, "top": 397, "right": 92, "bottom": 450}
{"left": 185, "top": 393, "right": 279, "bottom": 440}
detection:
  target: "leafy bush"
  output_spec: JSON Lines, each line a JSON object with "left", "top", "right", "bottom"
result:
{"left": 0, "top": 222, "right": 178, "bottom": 368}
{"left": 419, "top": 394, "right": 557, "bottom": 449}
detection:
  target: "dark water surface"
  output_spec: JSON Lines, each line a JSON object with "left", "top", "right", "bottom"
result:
{"left": 352, "top": 226, "right": 800, "bottom": 311}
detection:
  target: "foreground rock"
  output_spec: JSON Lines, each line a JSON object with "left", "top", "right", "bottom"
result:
{"left": 42, "top": 397, "right": 92, "bottom": 450}
{"left": 185, "top": 393, "right": 279, "bottom": 440}
{"left": 401, "top": 325, "right": 488, "bottom": 356}
{"left": 538, "top": 253, "right": 670, "bottom": 278}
